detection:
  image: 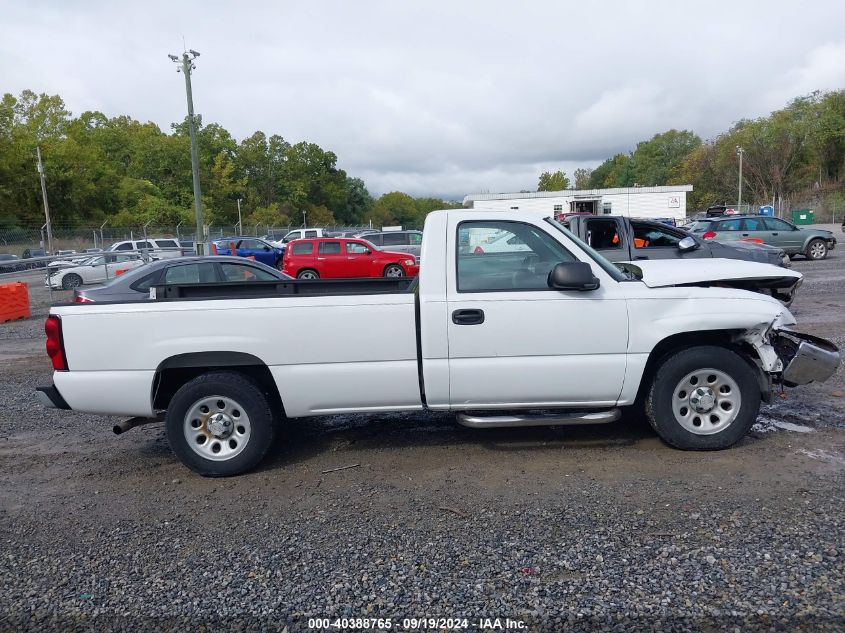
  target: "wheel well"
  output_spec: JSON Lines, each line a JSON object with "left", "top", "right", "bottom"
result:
{"left": 152, "top": 352, "right": 283, "bottom": 413}
{"left": 634, "top": 330, "right": 769, "bottom": 404}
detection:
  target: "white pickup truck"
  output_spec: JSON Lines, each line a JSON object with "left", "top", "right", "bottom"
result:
{"left": 37, "top": 210, "right": 840, "bottom": 476}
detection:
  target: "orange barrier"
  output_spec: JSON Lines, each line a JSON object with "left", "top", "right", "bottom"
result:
{"left": 0, "top": 282, "right": 31, "bottom": 323}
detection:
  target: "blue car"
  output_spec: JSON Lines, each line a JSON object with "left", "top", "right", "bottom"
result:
{"left": 213, "top": 237, "right": 284, "bottom": 268}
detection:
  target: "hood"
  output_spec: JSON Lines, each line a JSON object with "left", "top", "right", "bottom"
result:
{"left": 623, "top": 258, "right": 802, "bottom": 289}
{"left": 710, "top": 239, "right": 786, "bottom": 265}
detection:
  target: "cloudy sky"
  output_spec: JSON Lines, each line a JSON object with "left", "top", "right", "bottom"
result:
{"left": 2, "top": 1, "right": 844, "bottom": 199}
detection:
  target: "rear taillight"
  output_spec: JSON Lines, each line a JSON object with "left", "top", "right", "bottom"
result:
{"left": 702, "top": 231, "right": 717, "bottom": 240}
{"left": 74, "top": 295, "right": 93, "bottom": 303}
{"left": 45, "top": 315, "right": 68, "bottom": 371}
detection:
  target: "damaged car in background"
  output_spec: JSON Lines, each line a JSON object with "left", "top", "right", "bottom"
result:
{"left": 36, "top": 210, "right": 840, "bottom": 476}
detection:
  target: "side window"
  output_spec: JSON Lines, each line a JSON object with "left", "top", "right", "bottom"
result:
{"left": 164, "top": 263, "right": 217, "bottom": 284}
{"left": 114, "top": 242, "right": 132, "bottom": 251}
{"left": 137, "top": 241, "right": 153, "bottom": 249}
{"left": 382, "top": 233, "right": 407, "bottom": 246}
{"left": 457, "top": 221, "right": 577, "bottom": 292}
{"left": 409, "top": 233, "right": 423, "bottom": 245}
{"left": 763, "top": 218, "right": 793, "bottom": 231}
{"left": 304, "top": 230, "right": 319, "bottom": 238}
{"left": 632, "top": 223, "right": 682, "bottom": 248}
{"left": 363, "top": 234, "right": 382, "bottom": 245}
{"left": 220, "top": 263, "right": 277, "bottom": 282}
{"left": 155, "top": 239, "right": 178, "bottom": 248}
{"left": 742, "top": 218, "right": 766, "bottom": 231}
{"left": 131, "top": 272, "right": 159, "bottom": 292}
{"left": 291, "top": 242, "right": 314, "bottom": 255}
{"left": 237, "top": 239, "right": 258, "bottom": 250}
{"left": 584, "top": 219, "right": 622, "bottom": 249}
{"left": 318, "top": 241, "right": 342, "bottom": 254}
{"left": 346, "top": 242, "right": 370, "bottom": 254}
{"left": 716, "top": 219, "right": 743, "bottom": 231}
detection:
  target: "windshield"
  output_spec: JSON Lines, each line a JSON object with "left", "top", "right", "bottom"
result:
{"left": 544, "top": 218, "right": 629, "bottom": 282}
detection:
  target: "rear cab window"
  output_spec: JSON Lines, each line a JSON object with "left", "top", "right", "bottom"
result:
{"left": 583, "top": 218, "right": 622, "bottom": 249}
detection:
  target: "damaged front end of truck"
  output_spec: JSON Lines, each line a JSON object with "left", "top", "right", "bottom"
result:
{"left": 735, "top": 313, "right": 841, "bottom": 392}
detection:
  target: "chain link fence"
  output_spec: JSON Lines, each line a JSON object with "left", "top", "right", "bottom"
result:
{"left": 0, "top": 224, "right": 375, "bottom": 257}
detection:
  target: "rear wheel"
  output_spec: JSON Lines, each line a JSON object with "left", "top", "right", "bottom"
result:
{"left": 805, "top": 238, "right": 827, "bottom": 260}
{"left": 645, "top": 346, "right": 760, "bottom": 450}
{"left": 165, "top": 371, "right": 276, "bottom": 476}
{"left": 62, "top": 273, "right": 83, "bottom": 290}
{"left": 384, "top": 264, "right": 405, "bottom": 277}
{"left": 297, "top": 269, "right": 319, "bottom": 279}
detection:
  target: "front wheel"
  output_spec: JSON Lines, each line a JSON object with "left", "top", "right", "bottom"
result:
{"left": 165, "top": 371, "right": 276, "bottom": 476}
{"left": 384, "top": 264, "right": 405, "bottom": 278}
{"left": 297, "top": 269, "right": 319, "bottom": 279}
{"left": 645, "top": 346, "right": 760, "bottom": 450}
{"left": 805, "top": 238, "right": 828, "bottom": 260}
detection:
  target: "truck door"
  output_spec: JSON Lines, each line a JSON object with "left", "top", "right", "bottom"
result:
{"left": 581, "top": 217, "right": 629, "bottom": 263}
{"left": 630, "top": 221, "right": 692, "bottom": 260}
{"left": 445, "top": 218, "right": 628, "bottom": 408}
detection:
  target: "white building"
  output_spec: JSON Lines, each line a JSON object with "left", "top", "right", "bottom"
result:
{"left": 463, "top": 185, "right": 693, "bottom": 221}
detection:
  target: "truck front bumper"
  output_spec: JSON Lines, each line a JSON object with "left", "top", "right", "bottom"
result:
{"left": 35, "top": 385, "right": 70, "bottom": 410}
{"left": 774, "top": 331, "right": 841, "bottom": 386}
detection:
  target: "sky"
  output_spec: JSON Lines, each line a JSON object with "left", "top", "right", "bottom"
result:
{"left": 2, "top": 1, "right": 844, "bottom": 200}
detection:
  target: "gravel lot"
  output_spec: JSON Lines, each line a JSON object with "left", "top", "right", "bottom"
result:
{"left": 1, "top": 251, "right": 844, "bottom": 631}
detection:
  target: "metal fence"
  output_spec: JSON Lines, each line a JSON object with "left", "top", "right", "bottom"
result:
{"left": 0, "top": 224, "right": 375, "bottom": 257}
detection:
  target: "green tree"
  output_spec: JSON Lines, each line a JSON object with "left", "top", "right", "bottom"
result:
{"left": 537, "top": 170, "right": 570, "bottom": 191}
{"left": 573, "top": 168, "right": 592, "bottom": 189}
{"left": 371, "top": 192, "right": 417, "bottom": 227}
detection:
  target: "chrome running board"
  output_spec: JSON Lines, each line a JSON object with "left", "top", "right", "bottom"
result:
{"left": 456, "top": 408, "right": 621, "bottom": 428}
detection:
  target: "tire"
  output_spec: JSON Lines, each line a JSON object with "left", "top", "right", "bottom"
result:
{"left": 297, "top": 269, "right": 319, "bottom": 279}
{"left": 645, "top": 345, "right": 760, "bottom": 450}
{"left": 805, "top": 238, "right": 828, "bottom": 260}
{"left": 165, "top": 371, "right": 276, "bottom": 476}
{"left": 384, "top": 264, "right": 405, "bottom": 278}
{"left": 62, "top": 273, "right": 83, "bottom": 290}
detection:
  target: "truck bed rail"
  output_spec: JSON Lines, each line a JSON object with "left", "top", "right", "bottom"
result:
{"left": 152, "top": 277, "right": 416, "bottom": 301}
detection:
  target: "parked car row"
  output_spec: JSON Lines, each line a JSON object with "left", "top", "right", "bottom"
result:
{"left": 687, "top": 215, "right": 837, "bottom": 260}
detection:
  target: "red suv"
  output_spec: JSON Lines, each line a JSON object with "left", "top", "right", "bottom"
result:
{"left": 282, "top": 238, "right": 420, "bottom": 279}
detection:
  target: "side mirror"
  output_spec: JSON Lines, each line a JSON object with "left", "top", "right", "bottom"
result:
{"left": 263, "top": 246, "right": 270, "bottom": 251}
{"left": 548, "top": 262, "right": 600, "bottom": 291}
{"left": 678, "top": 236, "right": 698, "bottom": 252}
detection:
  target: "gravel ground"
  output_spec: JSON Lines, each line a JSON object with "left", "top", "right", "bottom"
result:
{"left": 1, "top": 253, "right": 844, "bottom": 632}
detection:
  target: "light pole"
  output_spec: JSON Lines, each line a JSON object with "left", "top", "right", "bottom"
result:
{"left": 237, "top": 197, "right": 243, "bottom": 235}
{"left": 36, "top": 146, "right": 54, "bottom": 254}
{"left": 99, "top": 219, "right": 108, "bottom": 250}
{"left": 169, "top": 49, "right": 205, "bottom": 255}
{"left": 302, "top": 210, "right": 306, "bottom": 228}
{"left": 736, "top": 145, "right": 744, "bottom": 213}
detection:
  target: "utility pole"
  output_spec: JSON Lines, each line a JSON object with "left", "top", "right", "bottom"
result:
{"left": 36, "top": 146, "right": 54, "bottom": 254}
{"left": 169, "top": 49, "right": 205, "bottom": 255}
{"left": 302, "top": 210, "right": 306, "bottom": 228}
{"left": 100, "top": 219, "right": 108, "bottom": 250}
{"left": 736, "top": 145, "right": 744, "bottom": 213}
{"left": 237, "top": 197, "right": 243, "bottom": 235}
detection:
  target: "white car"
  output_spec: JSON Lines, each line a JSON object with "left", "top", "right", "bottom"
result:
{"left": 109, "top": 238, "right": 182, "bottom": 259}
{"left": 46, "top": 254, "right": 146, "bottom": 289}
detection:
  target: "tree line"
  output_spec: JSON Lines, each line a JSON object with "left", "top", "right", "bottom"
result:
{"left": 0, "top": 89, "right": 460, "bottom": 232}
{"left": 538, "top": 90, "right": 845, "bottom": 213}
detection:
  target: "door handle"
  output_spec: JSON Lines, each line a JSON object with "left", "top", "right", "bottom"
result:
{"left": 772, "top": 233, "right": 779, "bottom": 236}
{"left": 452, "top": 309, "right": 485, "bottom": 325}
{"left": 741, "top": 233, "right": 749, "bottom": 237}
